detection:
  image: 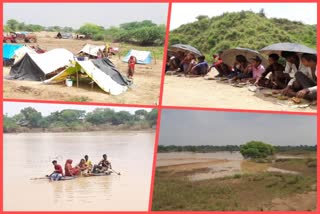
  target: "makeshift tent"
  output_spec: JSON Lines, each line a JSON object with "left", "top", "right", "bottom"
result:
{"left": 78, "top": 44, "right": 105, "bottom": 57}
{"left": 3, "top": 44, "right": 23, "bottom": 60}
{"left": 13, "top": 46, "right": 37, "bottom": 63}
{"left": 45, "top": 58, "right": 129, "bottom": 95}
{"left": 122, "top": 49, "right": 152, "bottom": 64}
{"left": 9, "top": 48, "right": 74, "bottom": 81}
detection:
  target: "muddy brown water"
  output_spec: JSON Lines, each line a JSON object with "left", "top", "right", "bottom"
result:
{"left": 157, "top": 152, "right": 300, "bottom": 181}
{"left": 4, "top": 131, "right": 155, "bottom": 211}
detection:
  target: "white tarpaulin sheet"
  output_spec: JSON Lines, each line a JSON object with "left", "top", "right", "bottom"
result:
{"left": 78, "top": 44, "right": 105, "bottom": 57}
{"left": 77, "top": 60, "right": 128, "bottom": 95}
{"left": 14, "top": 46, "right": 36, "bottom": 63}
{"left": 28, "top": 49, "right": 74, "bottom": 74}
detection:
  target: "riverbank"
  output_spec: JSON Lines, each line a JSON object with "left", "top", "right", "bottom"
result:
{"left": 3, "top": 124, "right": 156, "bottom": 134}
{"left": 152, "top": 152, "right": 316, "bottom": 211}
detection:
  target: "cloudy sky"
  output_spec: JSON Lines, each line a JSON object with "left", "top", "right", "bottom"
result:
{"left": 4, "top": 3, "right": 168, "bottom": 28}
{"left": 159, "top": 109, "right": 316, "bottom": 146}
{"left": 170, "top": 3, "right": 317, "bottom": 30}
{"left": 3, "top": 102, "right": 151, "bottom": 116}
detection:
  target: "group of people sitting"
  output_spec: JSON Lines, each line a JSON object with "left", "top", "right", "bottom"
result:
{"left": 49, "top": 154, "right": 112, "bottom": 181}
{"left": 166, "top": 51, "right": 210, "bottom": 76}
{"left": 166, "top": 50, "right": 317, "bottom": 101}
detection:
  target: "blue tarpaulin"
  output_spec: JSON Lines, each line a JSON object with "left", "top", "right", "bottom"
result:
{"left": 3, "top": 44, "right": 23, "bottom": 60}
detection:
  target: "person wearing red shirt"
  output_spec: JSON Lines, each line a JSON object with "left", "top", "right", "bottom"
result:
{"left": 128, "top": 56, "right": 136, "bottom": 79}
{"left": 49, "top": 160, "right": 63, "bottom": 181}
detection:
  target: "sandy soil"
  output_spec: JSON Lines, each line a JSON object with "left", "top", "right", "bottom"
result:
{"left": 162, "top": 70, "right": 316, "bottom": 112}
{"left": 3, "top": 32, "right": 162, "bottom": 105}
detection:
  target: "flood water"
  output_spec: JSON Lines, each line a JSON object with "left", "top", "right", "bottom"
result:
{"left": 4, "top": 131, "right": 155, "bottom": 211}
{"left": 157, "top": 152, "right": 300, "bottom": 181}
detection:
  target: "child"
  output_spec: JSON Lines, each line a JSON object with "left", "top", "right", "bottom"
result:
{"left": 229, "top": 55, "right": 251, "bottom": 82}
{"left": 248, "top": 56, "right": 265, "bottom": 85}
{"left": 128, "top": 56, "right": 136, "bottom": 79}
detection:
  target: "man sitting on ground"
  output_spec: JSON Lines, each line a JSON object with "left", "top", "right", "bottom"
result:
{"left": 188, "top": 55, "right": 209, "bottom": 76}
{"left": 281, "top": 51, "right": 311, "bottom": 96}
{"left": 93, "top": 154, "right": 112, "bottom": 173}
{"left": 257, "top": 54, "right": 288, "bottom": 89}
{"left": 293, "top": 53, "right": 317, "bottom": 101}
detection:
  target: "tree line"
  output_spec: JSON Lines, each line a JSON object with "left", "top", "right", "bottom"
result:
{"left": 4, "top": 19, "right": 165, "bottom": 46}
{"left": 3, "top": 107, "right": 158, "bottom": 133}
{"left": 158, "top": 143, "right": 316, "bottom": 153}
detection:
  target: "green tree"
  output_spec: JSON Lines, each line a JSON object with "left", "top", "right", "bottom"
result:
{"left": 3, "top": 114, "right": 19, "bottom": 133}
{"left": 135, "top": 109, "right": 148, "bottom": 116}
{"left": 20, "top": 107, "right": 43, "bottom": 128}
{"left": 77, "top": 23, "right": 105, "bottom": 37}
{"left": 196, "top": 15, "right": 209, "bottom": 21}
{"left": 6, "top": 19, "right": 19, "bottom": 31}
{"left": 240, "top": 141, "right": 275, "bottom": 159}
{"left": 146, "top": 109, "right": 158, "bottom": 126}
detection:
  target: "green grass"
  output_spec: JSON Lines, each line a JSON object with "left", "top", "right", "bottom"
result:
{"left": 152, "top": 158, "right": 316, "bottom": 211}
{"left": 68, "top": 96, "right": 90, "bottom": 102}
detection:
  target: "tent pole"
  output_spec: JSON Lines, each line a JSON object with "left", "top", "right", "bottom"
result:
{"left": 76, "top": 71, "right": 79, "bottom": 88}
{"left": 153, "top": 50, "right": 156, "bottom": 65}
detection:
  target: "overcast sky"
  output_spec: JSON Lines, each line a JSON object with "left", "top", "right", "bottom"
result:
{"left": 4, "top": 3, "right": 168, "bottom": 28}
{"left": 159, "top": 110, "right": 316, "bottom": 146}
{"left": 3, "top": 102, "right": 151, "bottom": 116}
{"left": 170, "top": 3, "right": 317, "bottom": 30}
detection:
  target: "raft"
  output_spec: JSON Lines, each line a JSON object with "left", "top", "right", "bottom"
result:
{"left": 41, "top": 171, "right": 112, "bottom": 181}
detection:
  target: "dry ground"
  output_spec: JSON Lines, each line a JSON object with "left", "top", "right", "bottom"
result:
{"left": 163, "top": 71, "right": 316, "bottom": 112}
{"left": 3, "top": 32, "right": 163, "bottom": 105}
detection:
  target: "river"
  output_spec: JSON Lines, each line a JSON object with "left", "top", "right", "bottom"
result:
{"left": 4, "top": 131, "right": 155, "bottom": 211}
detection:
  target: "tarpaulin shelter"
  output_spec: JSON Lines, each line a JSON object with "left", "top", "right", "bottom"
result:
{"left": 122, "top": 49, "right": 152, "bottom": 64}
{"left": 78, "top": 44, "right": 105, "bottom": 57}
{"left": 9, "top": 48, "right": 74, "bottom": 81}
{"left": 45, "top": 58, "right": 129, "bottom": 95}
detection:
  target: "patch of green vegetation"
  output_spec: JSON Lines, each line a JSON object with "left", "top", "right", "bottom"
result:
{"left": 69, "top": 96, "right": 90, "bottom": 102}
{"left": 152, "top": 169, "right": 316, "bottom": 211}
{"left": 273, "top": 158, "right": 317, "bottom": 176}
{"left": 169, "top": 11, "right": 316, "bottom": 59}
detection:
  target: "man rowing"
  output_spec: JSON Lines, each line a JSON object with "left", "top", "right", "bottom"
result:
{"left": 93, "top": 154, "right": 112, "bottom": 173}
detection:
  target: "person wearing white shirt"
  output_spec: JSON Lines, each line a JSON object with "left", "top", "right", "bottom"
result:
{"left": 295, "top": 53, "right": 317, "bottom": 100}
{"left": 281, "top": 51, "right": 313, "bottom": 98}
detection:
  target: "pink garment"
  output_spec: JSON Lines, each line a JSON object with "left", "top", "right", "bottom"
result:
{"left": 252, "top": 64, "right": 265, "bottom": 79}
